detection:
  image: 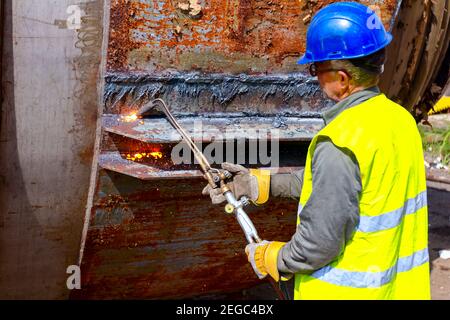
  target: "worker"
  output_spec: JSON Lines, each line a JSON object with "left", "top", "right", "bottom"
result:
{"left": 202, "top": 2, "right": 430, "bottom": 300}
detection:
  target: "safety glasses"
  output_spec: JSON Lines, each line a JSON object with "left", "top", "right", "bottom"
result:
{"left": 309, "top": 63, "right": 351, "bottom": 78}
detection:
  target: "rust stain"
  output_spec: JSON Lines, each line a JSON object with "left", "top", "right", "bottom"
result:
{"left": 96, "top": 194, "right": 129, "bottom": 213}
{"left": 107, "top": 0, "right": 399, "bottom": 73}
{"left": 107, "top": 0, "right": 151, "bottom": 70}
{"left": 78, "top": 145, "right": 94, "bottom": 166}
{"left": 73, "top": 171, "right": 298, "bottom": 299}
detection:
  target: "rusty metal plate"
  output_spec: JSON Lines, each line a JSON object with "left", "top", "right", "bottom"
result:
{"left": 99, "top": 151, "right": 203, "bottom": 179}
{"left": 72, "top": 171, "right": 298, "bottom": 299}
{"left": 103, "top": 73, "right": 330, "bottom": 113}
{"left": 99, "top": 151, "right": 303, "bottom": 180}
{"left": 107, "top": 0, "right": 399, "bottom": 74}
{"left": 103, "top": 114, "right": 324, "bottom": 143}
{"left": 104, "top": 0, "right": 400, "bottom": 111}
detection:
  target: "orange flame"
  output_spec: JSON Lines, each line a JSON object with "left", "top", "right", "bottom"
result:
{"left": 149, "top": 151, "right": 163, "bottom": 159}
{"left": 125, "top": 151, "right": 163, "bottom": 161}
{"left": 121, "top": 113, "right": 138, "bottom": 122}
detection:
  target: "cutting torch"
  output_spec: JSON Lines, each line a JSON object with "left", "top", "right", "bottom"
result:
{"left": 137, "top": 98, "right": 290, "bottom": 300}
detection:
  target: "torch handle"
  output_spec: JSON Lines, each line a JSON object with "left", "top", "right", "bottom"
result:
{"left": 223, "top": 191, "right": 261, "bottom": 243}
{"left": 222, "top": 191, "right": 289, "bottom": 300}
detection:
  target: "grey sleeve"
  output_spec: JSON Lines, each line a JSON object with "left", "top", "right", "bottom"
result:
{"left": 277, "top": 137, "right": 362, "bottom": 274}
{"left": 270, "top": 170, "right": 304, "bottom": 200}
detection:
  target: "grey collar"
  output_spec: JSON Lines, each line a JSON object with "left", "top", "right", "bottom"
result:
{"left": 322, "top": 86, "right": 381, "bottom": 125}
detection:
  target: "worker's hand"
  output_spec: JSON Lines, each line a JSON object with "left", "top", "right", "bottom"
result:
{"left": 201, "top": 163, "right": 271, "bottom": 205}
{"left": 245, "top": 241, "right": 287, "bottom": 282}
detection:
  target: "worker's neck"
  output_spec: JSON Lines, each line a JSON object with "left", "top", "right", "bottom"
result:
{"left": 336, "top": 85, "right": 370, "bottom": 102}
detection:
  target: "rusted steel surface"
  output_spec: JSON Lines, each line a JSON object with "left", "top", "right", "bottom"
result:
{"left": 99, "top": 151, "right": 304, "bottom": 180}
{"left": 107, "top": 0, "right": 397, "bottom": 74}
{"left": 73, "top": 171, "right": 298, "bottom": 299}
{"left": 101, "top": 130, "right": 310, "bottom": 167}
{"left": 103, "top": 73, "right": 327, "bottom": 114}
{"left": 103, "top": 114, "right": 324, "bottom": 143}
{"left": 104, "top": 0, "right": 399, "bottom": 111}
{"left": 99, "top": 151, "right": 204, "bottom": 179}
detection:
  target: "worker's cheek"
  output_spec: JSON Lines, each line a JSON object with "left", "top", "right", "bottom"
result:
{"left": 318, "top": 74, "right": 340, "bottom": 102}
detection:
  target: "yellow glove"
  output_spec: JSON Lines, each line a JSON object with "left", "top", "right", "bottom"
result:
{"left": 202, "top": 163, "right": 271, "bottom": 205}
{"left": 245, "top": 241, "right": 286, "bottom": 282}
{"left": 249, "top": 168, "right": 271, "bottom": 205}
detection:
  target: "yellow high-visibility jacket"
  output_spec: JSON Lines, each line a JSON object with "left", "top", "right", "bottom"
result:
{"left": 295, "top": 94, "right": 430, "bottom": 300}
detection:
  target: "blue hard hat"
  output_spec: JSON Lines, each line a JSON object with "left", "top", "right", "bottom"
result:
{"left": 298, "top": 2, "right": 393, "bottom": 65}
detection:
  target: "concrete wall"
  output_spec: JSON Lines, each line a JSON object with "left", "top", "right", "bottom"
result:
{"left": 0, "top": 0, "right": 103, "bottom": 299}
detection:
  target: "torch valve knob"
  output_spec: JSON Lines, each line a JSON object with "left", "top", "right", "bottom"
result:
{"left": 224, "top": 203, "right": 235, "bottom": 214}
{"left": 223, "top": 170, "right": 232, "bottom": 179}
{"left": 240, "top": 196, "right": 250, "bottom": 207}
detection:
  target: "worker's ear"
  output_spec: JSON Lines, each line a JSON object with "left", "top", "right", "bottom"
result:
{"left": 337, "top": 70, "right": 350, "bottom": 86}
{"left": 337, "top": 70, "right": 351, "bottom": 95}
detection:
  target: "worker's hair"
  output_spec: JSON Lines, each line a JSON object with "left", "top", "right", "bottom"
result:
{"left": 330, "top": 48, "right": 386, "bottom": 88}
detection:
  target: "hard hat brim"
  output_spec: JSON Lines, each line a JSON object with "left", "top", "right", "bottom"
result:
{"left": 297, "top": 33, "right": 393, "bottom": 65}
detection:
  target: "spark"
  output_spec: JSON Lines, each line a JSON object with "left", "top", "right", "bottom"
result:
{"left": 121, "top": 113, "right": 138, "bottom": 122}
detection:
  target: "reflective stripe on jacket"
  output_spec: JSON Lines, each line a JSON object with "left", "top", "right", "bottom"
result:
{"left": 295, "top": 94, "right": 430, "bottom": 300}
